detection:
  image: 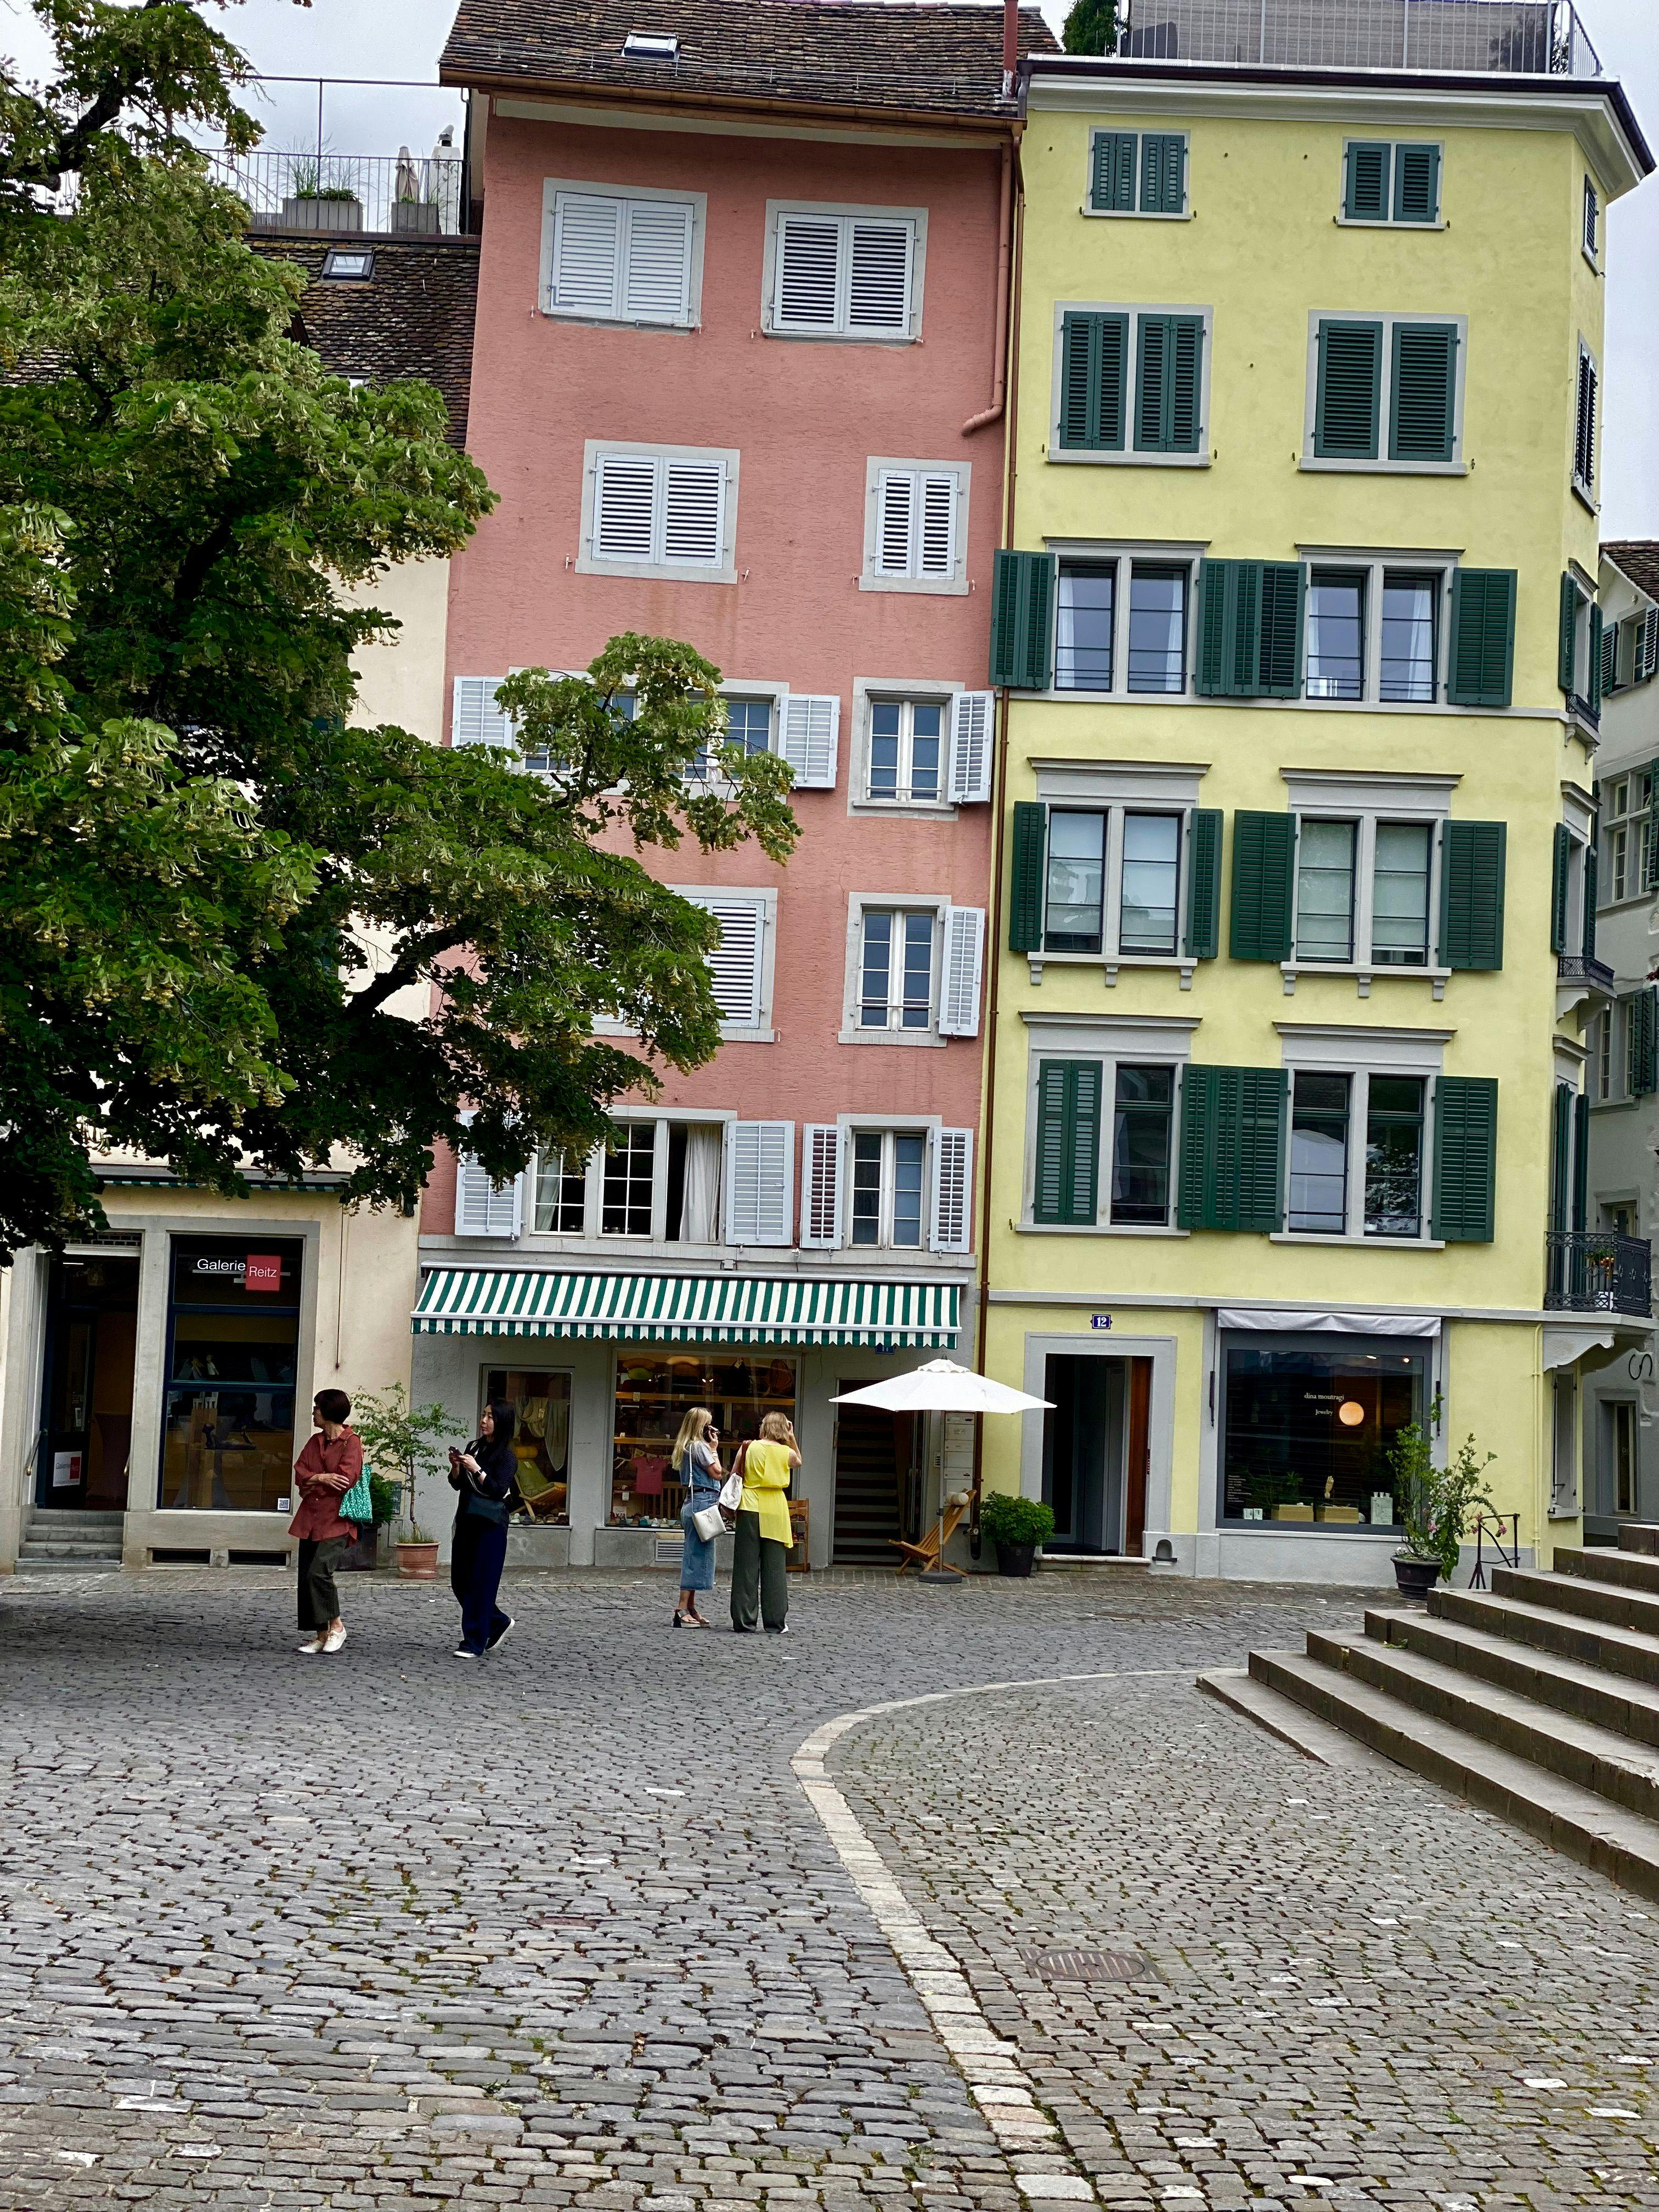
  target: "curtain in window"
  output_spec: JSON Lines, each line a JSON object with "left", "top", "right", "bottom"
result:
{"left": 681, "top": 1125, "right": 723, "bottom": 1245}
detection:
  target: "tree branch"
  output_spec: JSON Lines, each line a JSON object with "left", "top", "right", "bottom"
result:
{"left": 344, "top": 927, "right": 473, "bottom": 1021}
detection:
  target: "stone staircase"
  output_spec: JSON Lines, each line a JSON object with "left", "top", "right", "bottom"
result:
{"left": 15, "top": 1507, "right": 124, "bottom": 1573}
{"left": 1235, "top": 1526, "right": 1659, "bottom": 1898}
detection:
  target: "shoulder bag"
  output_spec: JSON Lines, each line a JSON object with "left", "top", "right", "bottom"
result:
{"left": 339, "top": 1460, "right": 374, "bottom": 1525}
{"left": 716, "top": 1442, "right": 747, "bottom": 1516}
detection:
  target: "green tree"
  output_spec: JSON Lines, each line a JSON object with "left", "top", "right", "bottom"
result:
{"left": 1062, "top": 0, "right": 1120, "bottom": 57}
{"left": 0, "top": 7, "right": 797, "bottom": 1262}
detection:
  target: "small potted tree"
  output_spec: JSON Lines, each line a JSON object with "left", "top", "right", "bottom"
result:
{"left": 1387, "top": 1400, "right": 1498, "bottom": 1599}
{"left": 353, "top": 1384, "right": 452, "bottom": 1579}
{"left": 979, "top": 1491, "right": 1056, "bottom": 1578}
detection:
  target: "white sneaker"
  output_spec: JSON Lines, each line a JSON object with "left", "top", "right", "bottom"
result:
{"left": 297, "top": 1637, "right": 325, "bottom": 1655}
{"left": 321, "top": 1627, "right": 347, "bottom": 1654}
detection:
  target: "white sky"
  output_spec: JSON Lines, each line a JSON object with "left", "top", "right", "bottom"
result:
{"left": 2, "top": 0, "right": 1654, "bottom": 532}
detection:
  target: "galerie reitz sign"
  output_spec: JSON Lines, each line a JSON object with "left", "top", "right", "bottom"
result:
{"left": 190, "top": 1252, "right": 284, "bottom": 1293}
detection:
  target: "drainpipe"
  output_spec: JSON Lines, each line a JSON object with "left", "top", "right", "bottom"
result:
{"left": 962, "top": 137, "right": 1014, "bottom": 437}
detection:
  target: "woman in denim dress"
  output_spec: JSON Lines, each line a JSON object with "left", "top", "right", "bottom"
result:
{"left": 672, "top": 1406, "right": 723, "bottom": 1629}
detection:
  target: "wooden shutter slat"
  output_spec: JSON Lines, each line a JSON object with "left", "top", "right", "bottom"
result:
{"left": 938, "top": 906, "right": 985, "bottom": 1037}
{"left": 1177, "top": 1066, "right": 1285, "bottom": 1233}
{"left": 775, "top": 212, "right": 839, "bottom": 329}
{"left": 1228, "top": 812, "right": 1296, "bottom": 962}
{"left": 947, "top": 691, "right": 994, "bottom": 804}
{"left": 1446, "top": 569, "right": 1516, "bottom": 708}
{"left": 1431, "top": 1077, "right": 1498, "bottom": 1243}
{"left": 1059, "top": 312, "right": 1127, "bottom": 451}
{"left": 698, "top": 898, "right": 764, "bottom": 1025}
{"left": 723, "top": 1121, "right": 793, "bottom": 1247}
{"left": 620, "top": 198, "right": 695, "bottom": 321}
{"left": 779, "top": 694, "right": 839, "bottom": 790}
{"left": 1033, "top": 1061, "right": 1100, "bottom": 1226}
{"left": 1135, "top": 314, "right": 1169, "bottom": 451}
{"left": 990, "top": 551, "right": 1054, "bottom": 690}
{"left": 1589, "top": 602, "right": 1605, "bottom": 717}
{"left": 929, "top": 1128, "right": 973, "bottom": 1254}
{"left": 1389, "top": 322, "right": 1458, "bottom": 464}
{"left": 847, "top": 219, "right": 913, "bottom": 334}
{"left": 1393, "top": 143, "right": 1441, "bottom": 223}
{"left": 551, "top": 192, "right": 622, "bottom": 315}
{"left": 1559, "top": 571, "right": 1581, "bottom": 692}
{"left": 1184, "top": 809, "right": 1222, "bottom": 959}
{"left": 1009, "top": 802, "right": 1047, "bottom": 952}
{"left": 1314, "top": 320, "right": 1382, "bottom": 460}
{"left": 1634, "top": 988, "right": 1659, "bottom": 1098}
{"left": 800, "top": 1124, "right": 845, "bottom": 1248}
{"left": 1437, "top": 820, "right": 1506, "bottom": 971}
{"left": 662, "top": 458, "right": 724, "bottom": 566}
{"left": 593, "top": 454, "right": 658, "bottom": 561}
{"left": 1550, "top": 822, "right": 1571, "bottom": 955}
{"left": 1090, "top": 129, "right": 1136, "bottom": 212}
{"left": 1140, "top": 132, "right": 1186, "bottom": 215}
{"left": 1344, "top": 141, "right": 1391, "bottom": 220}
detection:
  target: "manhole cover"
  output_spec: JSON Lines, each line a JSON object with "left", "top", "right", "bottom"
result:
{"left": 1025, "top": 1946, "right": 1155, "bottom": 1983}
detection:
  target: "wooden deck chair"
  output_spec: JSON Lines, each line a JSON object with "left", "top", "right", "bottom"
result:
{"left": 891, "top": 1498, "right": 967, "bottom": 1575}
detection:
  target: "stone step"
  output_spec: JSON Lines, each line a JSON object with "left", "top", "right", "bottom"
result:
{"left": 18, "top": 1536, "right": 124, "bottom": 1557}
{"left": 1619, "top": 1523, "right": 1659, "bottom": 1558}
{"left": 1305, "top": 1628, "right": 1659, "bottom": 1822}
{"left": 1556, "top": 1545, "right": 1659, "bottom": 1596}
{"left": 1370, "top": 1604, "right": 1659, "bottom": 1752}
{"left": 1251, "top": 1647, "right": 1659, "bottom": 1900}
{"left": 1492, "top": 1564, "right": 1659, "bottom": 1640}
{"left": 1433, "top": 1585, "right": 1659, "bottom": 1689}
{"left": 24, "top": 1510, "right": 124, "bottom": 1531}
{"left": 13, "top": 1556, "right": 120, "bottom": 1575}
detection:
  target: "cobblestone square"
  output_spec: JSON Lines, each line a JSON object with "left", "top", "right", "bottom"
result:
{"left": 0, "top": 1569, "right": 1654, "bottom": 2211}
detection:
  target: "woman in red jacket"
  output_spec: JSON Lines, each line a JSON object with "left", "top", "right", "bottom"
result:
{"left": 290, "top": 1389, "right": 362, "bottom": 1655}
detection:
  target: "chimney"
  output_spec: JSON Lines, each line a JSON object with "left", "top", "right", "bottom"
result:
{"left": 1002, "top": 0, "right": 1018, "bottom": 98}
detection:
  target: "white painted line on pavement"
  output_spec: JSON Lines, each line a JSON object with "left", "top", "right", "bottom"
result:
{"left": 792, "top": 1666, "right": 1195, "bottom": 2210}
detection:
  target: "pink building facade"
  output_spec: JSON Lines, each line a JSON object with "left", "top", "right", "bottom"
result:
{"left": 412, "top": 3, "right": 1048, "bottom": 1568}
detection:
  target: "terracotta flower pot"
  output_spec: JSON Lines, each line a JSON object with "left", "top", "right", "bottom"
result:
{"left": 396, "top": 1541, "right": 440, "bottom": 1581}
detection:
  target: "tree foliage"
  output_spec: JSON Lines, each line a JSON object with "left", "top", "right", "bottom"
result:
{"left": 0, "top": 4, "right": 797, "bottom": 1261}
{"left": 1062, "top": 0, "right": 1120, "bottom": 57}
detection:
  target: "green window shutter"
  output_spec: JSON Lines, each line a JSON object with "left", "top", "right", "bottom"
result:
{"left": 1177, "top": 1065, "right": 1286, "bottom": 1233}
{"left": 1388, "top": 323, "right": 1458, "bottom": 464}
{"left": 1228, "top": 811, "right": 1296, "bottom": 962}
{"left": 1090, "top": 129, "right": 1136, "bottom": 212}
{"left": 1196, "top": 560, "right": 1304, "bottom": 698}
{"left": 1550, "top": 822, "right": 1571, "bottom": 954}
{"left": 1446, "top": 569, "right": 1516, "bottom": 708}
{"left": 1058, "top": 311, "right": 1128, "bottom": 452}
{"left": 1009, "top": 801, "right": 1047, "bottom": 953}
{"left": 1314, "top": 320, "right": 1382, "bottom": 460}
{"left": 1558, "top": 572, "right": 1580, "bottom": 692}
{"left": 1437, "top": 820, "right": 1506, "bottom": 970}
{"left": 1572, "top": 1090, "right": 1589, "bottom": 1233}
{"left": 1032, "top": 1060, "right": 1101, "bottom": 1226}
{"left": 1183, "top": 808, "right": 1222, "bottom": 958}
{"left": 1589, "top": 602, "right": 1605, "bottom": 716}
{"left": 1393, "top": 142, "right": 1441, "bottom": 222}
{"left": 1582, "top": 839, "right": 1598, "bottom": 962}
{"left": 1344, "top": 140, "right": 1391, "bottom": 220}
{"left": 990, "top": 551, "right": 1054, "bottom": 690}
{"left": 1431, "top": 1076, "right": 1498, "bottom": 1244}
{"left": 1135, "top": 314, "right": 1204, "bottom": 454}
{"left": 1633, "top": 986, "right": 1658, "bottom": 1098}
{"left": 1647, "top": 766, "right": 1659, "bottom": 890}
{"left": 1139, "top": 132, "right": 1186, "bottom": 215}
{"left": 1548, "top": 1080, "right": 1571, "bottom": 1234}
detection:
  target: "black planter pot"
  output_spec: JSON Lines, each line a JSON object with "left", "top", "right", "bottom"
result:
{"left": 1392, "top": 1553, "right": 1441, "bottom": 1600}
{"left": 995, "top": 1541, "right": 1038, "bottom": 1579}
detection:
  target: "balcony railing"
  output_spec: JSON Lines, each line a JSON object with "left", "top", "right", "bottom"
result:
{"left": 1545, "top": 1231, "right": 1653, "bottom": 1317}
{"left": 1120, "top": 0, "right": 1604, "bottom": 77}
{"left": 1556, "top": 952, "right": 1616, "bottom": 993}
{"left": 210, "top": 149, "right": 472, "bottom": 237}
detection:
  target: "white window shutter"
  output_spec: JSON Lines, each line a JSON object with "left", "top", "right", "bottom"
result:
{"left": 847, "top": 219, "right": 913, "bottom": 334}
{"left": 594, "top": 453, "right": 658, "bottom": 561}
{"left": 723, "top": 1121, "right": 794, "bottom": 1247}
{"left": 1640, "top": 607, "right": 1659, "bottom": 683}
{"left": 948, "top": 691, "right": 994, "bottom": 803}
{"left": 454, "top": 1125, "right": 523, "bottom": 1239}
{"left": 917, "top": 472, "right": 958, "bottom": 579}
{"left": 702, "top": 898, "right": 764, "bottom": 1025}
{"left": 550, "top": 192, "right": 622, "bottom": 316}
{"left": 778, "top": 694, "right": 840, "bottom": 789}
{"left": 776, "top": 212, "right": 840, "bottom": 329}
{"left": 621, "top": 198, "right": 694, "bottom": 322}
{"left": 876, "top": 470, "right": 916, "bottom": 576}
{"left": 662, "top": 458, "right": 725, "bottom": 566}
{"left": 929, "top": 1128, "right": 973, "bottom": 1254}
{"left": 938, "top": 906, "right": 986, "bottom": 1037}
{"left": 800, "top": 1124, "right": 845, "bottom": 1249}
{"left": 452, "top": 677, "right": 515, "bottom": 751}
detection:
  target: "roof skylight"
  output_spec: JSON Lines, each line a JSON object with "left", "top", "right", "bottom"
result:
{"left": 622, "top": 31, "right": 679, "bottom": 59}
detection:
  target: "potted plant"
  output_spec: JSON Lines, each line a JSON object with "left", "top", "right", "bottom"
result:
{"left": 979, "top": 1491, "right": 1056, "bottom": 1578}
{"left": 279, "top": 157, "right": 365, "bottom": 232}
{"left": 1387, "top": 1398, "right": 1498, "bottom": 1599}
{"left": 353, "top": 1384, "right": 452, "bottom": 1579}
{"left": 392, "top": 194, "right": 441, "bottom": 235}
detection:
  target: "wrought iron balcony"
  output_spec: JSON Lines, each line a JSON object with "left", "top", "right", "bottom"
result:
{"left": 1544, "top": 1230, "right": 1653, "bottom": 1317}
{"left": 1119, "top": 0, "right": 1604, "bottom": 77}
{"left": 1556, "top": 952, "right": 1616, "bottom": 993}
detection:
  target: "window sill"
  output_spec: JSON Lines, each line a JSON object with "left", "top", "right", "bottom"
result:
{"left": 1299, "top": 458, "right": 1466, "bottom": 477}
{"left": 1269, "top": 1232, "right": 1446, "bottom": 1249}
{"left": 849, "top": 797, "right": 960, "bottom": 820}
{"left": 1281, "top": 962, "right": 1452, "bottom": 1001}
{"left": 541, "top": 307, "right": 699, "bottom": 334}
{"left": 1079, "top": 205, "right": 1192, "bottom": 222}
{"left": 1042, "top": 686, "right": 1194, "bottom": 704}
{"left": 1046, "top": 447, "right": 1211, "bottom": 470}
{"left": 1028, "top": 952, "right": 1198, "bottom": 992}
{"left": 1572, "top": 478, "right": 1600, "bottom": 517}
{"left": 1334, "top": 215, "right": 1446, "bottom": 232}
{"left": 761, "top": 323, "right": 918, "bottom": 346}
{"left": 575, "top": 556, "right": 737, "bottom": 586}
{"left": 1016, "top": 1221, "right": 1188, "bottom": 1237}
{"left": 857, "top": 572, "right": 969, "bottom": 597}
{"left": 838, "top": 1028, "right": 946, "bottom": 1048}
{"left": 715, "top": 1025, "right": 777, "bottom": 1044}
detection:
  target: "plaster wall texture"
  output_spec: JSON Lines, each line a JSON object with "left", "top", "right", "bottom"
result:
{"left": 427, "top": 112, "right": 1007, "bottom": 1233}
{"left": 344, "top": 554, "right": 453, "bottom": 748}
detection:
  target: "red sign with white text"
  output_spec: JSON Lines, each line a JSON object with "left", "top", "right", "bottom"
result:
{"left": 244, "top": 1253, "right": 283, "bottom": 1294}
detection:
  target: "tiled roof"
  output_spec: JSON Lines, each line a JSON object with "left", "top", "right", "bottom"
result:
{"left": 1604, "top": 541, "right": 1659, "bottom": 607}
{"left": 441, "top": 0, "right": 1058, "bottom": 121}
{"left": 250, "top": 236, "right": 480, "bottom": 447}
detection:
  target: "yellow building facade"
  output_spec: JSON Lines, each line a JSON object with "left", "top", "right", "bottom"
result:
{"left": 980, "top": 50, "right": 1651, "bottom": 1581}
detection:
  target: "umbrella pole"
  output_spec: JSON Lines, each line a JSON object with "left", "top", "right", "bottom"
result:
{"left": 919, "top": 1409, "right": 964, "bottom": 1585}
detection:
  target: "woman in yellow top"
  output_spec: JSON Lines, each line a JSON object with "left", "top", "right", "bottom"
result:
{"left": 731, "top": 1412, "right": 800, "bottom": 1635}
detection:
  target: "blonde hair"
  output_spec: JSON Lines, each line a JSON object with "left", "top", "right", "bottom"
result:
{"left": 672, "top": 1407, "right": 713, "bottom": 1466}
{"left": 759, "top": 1412, "right": 794, "bottom": 1443}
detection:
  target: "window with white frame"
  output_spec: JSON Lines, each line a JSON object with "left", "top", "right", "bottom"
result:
{"left": 857, "top": 689, "right": 992, "bottom": 808}
{"left": 580, "top": 439, "right": 738, "bottom": 582}
{"left": 540, "top": 180, "right": 704, "bottom": 327}
{"left": 1575, "top": 340, "right": 1599, "bottom": 504}
{"left": 523, "top": 1119, "right": 752, "bottom": 1245}
{"left": 688, "top": 690, "right": 776, "bottom": 782}
{"left": 1050, "top": 304, "right": 1210, "bottom": 464}
{"left": 1043, "top": 806, "right": 1186, "bottom": 958}
{"left": 533, "top": 1150, "right": 588, "bottom": 1234}
{"left": 1601, "top": 771, "right": 1653, "bottom": 907}
{"left": 1024, "top": 1021, "right": 1195, "bottom": 1232}
{"left": 1292, "top": 815, "right": 1438, "bottom": 970}
{"left": 844, "top": 898, "right": 984, "bottom": 1044}
{"left": 1304, "top": 312, "right": 1466, "bottom": 473}
{"left": 1302, "top": 558, "right": 1454, "bottom": 703}
{"left": 862, "top": 459, "right": 969, "bottom": 593}
{"left": 1053, "top": 554, "right": 1193, "bottom": 695}
{"left": 850, "top": 1129, "right": 929, "bottom": 1248}
{"left": 1287, "top": 1068, "right": 1429, "bottom": 1239}
{"left": 765, "top": 202, "right": 923, "bottom": 341}
{"left": 801, "top": 1121, "right": 973, "bottom": 1254}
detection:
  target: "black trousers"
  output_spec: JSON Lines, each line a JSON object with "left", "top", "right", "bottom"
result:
{"left": 297, "top": 1536, "right": 351, "bottom": 1630}
{"left": 730, "top": 1510, "right": 788, "bottom": 1632}
{"left": 451, "top": 1513, "right": 510, "bottom": 1652}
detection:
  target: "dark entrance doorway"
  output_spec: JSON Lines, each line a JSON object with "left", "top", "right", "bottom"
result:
{"left": 1041, "top": 1354, "right": 1150, "bottom": 1556}
{"left": 38, "top": 1252, "right": 140, "bottom": 1510}
{"left": 832, "top": 1391, "right": 914, "bottom": 1565}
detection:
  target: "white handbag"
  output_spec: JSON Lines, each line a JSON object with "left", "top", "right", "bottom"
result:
{"left": 716, "top": 1449, "right": 746, "bottom": 1516}
{"left": 690, "top": 1499, "right": 727, "bottom": 1543}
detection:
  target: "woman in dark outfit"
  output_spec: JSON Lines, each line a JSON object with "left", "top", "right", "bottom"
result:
{"left": 449, "top": 1400, "right": 520, "bottom": 1658}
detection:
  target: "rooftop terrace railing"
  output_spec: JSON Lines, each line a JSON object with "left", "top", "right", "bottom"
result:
{"left": 1118, "top": 0, "right": 1604, "bottom": 76}
{"left": 211, "top": 148, "right": 472, "bottom": 237}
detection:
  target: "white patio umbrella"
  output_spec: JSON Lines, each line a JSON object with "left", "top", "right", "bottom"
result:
{"left": 831, "top": 1361, "right": 1052, "bottom": 1580}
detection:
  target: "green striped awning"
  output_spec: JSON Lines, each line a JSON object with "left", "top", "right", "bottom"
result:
{"left": 411, "top": 1269, "right": 959, "bottom": 1347}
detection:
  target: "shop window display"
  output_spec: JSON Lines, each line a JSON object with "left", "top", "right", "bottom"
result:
{"left": 159, "top": 1238, "right": 303, "bottom": 1511}
{"left": 485, "top": 1369, "right": 573, "bottom": 1523}
{"left": 1221, "top": 1333, "right": 1422, "bottom": 1528}
{"left": 611, "top": 1349, "right": 797, "bottom": 1526}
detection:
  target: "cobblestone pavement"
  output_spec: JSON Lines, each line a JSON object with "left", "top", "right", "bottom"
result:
{"left": 0, "top": 1567, "right": 1651, "bottom": 2212}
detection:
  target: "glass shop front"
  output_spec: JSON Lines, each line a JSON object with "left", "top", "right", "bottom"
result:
{"left": 609, "top": 1347, "right": 798, "bottom": 1528}
{"left": 1220, "top": 1332, "right": 1426, "bottom": 1529}
{"left": 159, "top": 1238, "right": 304, "bottom": 1511}
{"left": 484, "top": 1367, "right": 574, "bottom": 1523}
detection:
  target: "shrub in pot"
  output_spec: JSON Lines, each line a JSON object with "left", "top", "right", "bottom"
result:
{"left": 353, "top": 1384, "right": 452, "bottom": 1578}
{"left": 1386, "top": 1396, "right": 1497, "bottom": 1599}
{"left": 978, "top": 1491, "right": 1056, "bottom": 1578}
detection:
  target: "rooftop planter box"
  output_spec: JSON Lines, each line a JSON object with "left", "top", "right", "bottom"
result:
{"left": 280, "top": 193, "right": 364, "bottom": 233}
